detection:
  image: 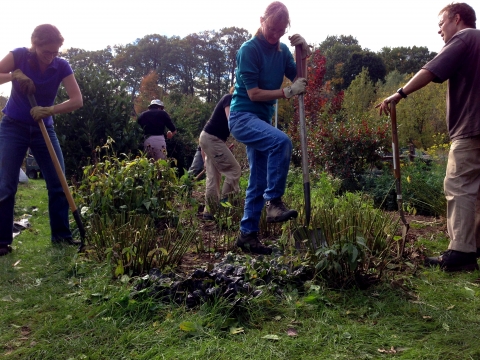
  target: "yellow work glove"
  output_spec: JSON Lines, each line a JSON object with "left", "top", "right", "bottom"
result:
{"left": 30, "top": 106, "right": 55, "bottom": 121}
{"left": 283, "top": 78, "right": 307, "bottom": 99}
{"left": 12, "top": 69, "right": 36, "bottom": 95}
{"left": 289, "top": 34, "right": 312, "bottom": 58}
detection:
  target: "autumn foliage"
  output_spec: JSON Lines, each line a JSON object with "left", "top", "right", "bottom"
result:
{"left": 287, "top": 50, "right": 389, "bottom": 189}
{"left": 134, "top": 71, "right": 166, "bottom": 115}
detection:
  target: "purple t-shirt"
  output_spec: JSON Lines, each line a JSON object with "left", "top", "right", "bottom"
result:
{"left": 423, "top": 28, "right": 480, "bottom": 140}
{"left": 2, "top": 47, "right": 74, "bottom": 126}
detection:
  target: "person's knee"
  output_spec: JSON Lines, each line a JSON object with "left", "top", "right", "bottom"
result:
{"left": 232, "top": 163, "right": 242, "bottom": 179}
{"left": 276, "top": 135, "right": 292, "bottom": 156}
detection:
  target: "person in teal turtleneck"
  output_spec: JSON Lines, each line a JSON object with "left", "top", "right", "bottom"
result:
{"left": 228, "top": 1, "right": 311, "bottom": 255}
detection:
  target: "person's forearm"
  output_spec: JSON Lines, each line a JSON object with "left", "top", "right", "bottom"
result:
{"left": 0, "top": 73, "right": 12, "bottom": 85}
{"left": 247, "top": 87, "right": 284, "bottom": 102}
{"left": 402, "top": 69, "right": 436, "bottom": 96}
{"left": 51, "top": 97, "right": 83, "bottom": 115}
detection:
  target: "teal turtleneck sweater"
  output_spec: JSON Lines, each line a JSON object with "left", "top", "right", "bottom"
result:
{"left": 230, "top": 34, "right": 297, "bottom": 123}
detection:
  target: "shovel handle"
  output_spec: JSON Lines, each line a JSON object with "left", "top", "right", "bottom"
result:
{"left": 27, "top": 94, "right": 86, "bottom": 244}
{"left": 391, "top": 101, "right": 401, "bottom": 180}
{"left": 295, "top": 45, "right": 311, "bottom": 226}
{"left": 390, "top": 101, "right": 409, "bottom": 257}
{"left": 295, "top": 47, "right": 307, "bottom": 78}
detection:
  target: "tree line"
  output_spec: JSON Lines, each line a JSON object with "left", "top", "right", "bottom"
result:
{"left": 0, "top": 30, "right": 444, "bottom": 185}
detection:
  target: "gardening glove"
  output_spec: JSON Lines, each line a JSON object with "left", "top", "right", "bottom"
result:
{"left": 12, "top": 69, "right": 36, "bottom": 95}
{"left": 30, "top": 106, "right": 55, "bottom": 121}
{"left": 283, "top": 77, "right": 307, "bottom": 99}
{"left": 289, "top": 34, "right": 312, "bottom": 58}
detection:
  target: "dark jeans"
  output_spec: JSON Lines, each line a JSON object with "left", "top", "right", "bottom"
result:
{"left": 0, "top": 116, "right": 71, "bottom": 245}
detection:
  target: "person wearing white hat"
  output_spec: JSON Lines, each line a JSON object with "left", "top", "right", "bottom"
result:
{"left": 137, "top": 99, "right": 177, "bottom": 160}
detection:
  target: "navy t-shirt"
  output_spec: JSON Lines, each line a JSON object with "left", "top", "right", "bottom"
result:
{"left": 203, "top": 94, "right": 232, "bottom": 142}
{"left": 137, "top": 109, "right": 176, "bottom": 137}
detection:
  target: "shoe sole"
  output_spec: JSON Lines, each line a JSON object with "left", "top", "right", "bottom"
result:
{"left": 236, "top": 241, "right": 272, "bottom": 255}
{"left": 52, "top": 240, "right": 82, "bottom": 246}
{"left": 0, "top": 246, "right": 12, "bottom": 256}
{"left": 443, "top": 263, "right": 479, "bottom": 272}
{"left": 266, "top": 211, "right": 298, "bottom": 223}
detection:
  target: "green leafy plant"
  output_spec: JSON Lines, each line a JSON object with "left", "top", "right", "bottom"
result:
{"left": 304, "top": 192, "right": 399, "bottom": 287}
{"left": 74, "top": 141, "right": 180, "bottom": 225}
{"left": 55, "top": 64, "right": 142, "bottom": 179}
{"left": 89, "top": 213, "right": 194, "bottom": 277}
{"left": 401, "top": 159, "right": 447, "bottom": 217}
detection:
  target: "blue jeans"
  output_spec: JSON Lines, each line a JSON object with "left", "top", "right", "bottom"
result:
{"left": 0, "top": 116, "right": 71, "bottom": 245}
{"left": 229, "top": 111, "right": 292, "bottom": 234}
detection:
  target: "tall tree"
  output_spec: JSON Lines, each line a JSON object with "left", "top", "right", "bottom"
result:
{"left": 55, "top": 64, "right": 140, "bottom": 179}
{"left": 341, "top": 67, "right": 377, "bottom": 124}
{"left": 62, "top": 47, "right": 115, "bottom": 73}
{"left": 379, "top": 46, "right": 437, "bottom": 75}
{"left": 113, "top": 34, "right": 170, "bottom": 97}
{"left": 219, "top": 27, "right": 251, "bottom": 87}
{"left": 318, "top": 35, "right": 362, "bottom": 86}
{"left": 342, "top": 51, "right": 386, "bottom": 89}
{"left": 195, "top": 30, "right": 227, "bottom": 103}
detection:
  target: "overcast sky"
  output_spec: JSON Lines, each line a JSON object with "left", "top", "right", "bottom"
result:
{"left": 2, "top": 0, "right": 479, "bottom": 96}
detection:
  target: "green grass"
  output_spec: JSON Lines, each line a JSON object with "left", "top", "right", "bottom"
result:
{"left": 2, "top": 180, "right": 480, "bottom": 359}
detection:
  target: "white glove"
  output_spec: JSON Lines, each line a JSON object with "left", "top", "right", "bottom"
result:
{"left": 289, "top": 34, "right": 312, "bottom": 58}
{"left": 283, "top": 78, "right": 307, "bottom": 99}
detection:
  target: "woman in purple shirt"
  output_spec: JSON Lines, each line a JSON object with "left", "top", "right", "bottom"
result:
{"left": 0, "top": 24, "right": 83, "bottom": 256}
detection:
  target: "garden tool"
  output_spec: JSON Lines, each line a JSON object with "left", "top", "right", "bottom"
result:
{"left": 390, "top": 101, "right": 410, "bottom": 257}
{"left": 27, "top": 94, "right": 86, "bottom": 251}
{"left": 295, "top": 45, "right": 310, "bottom": 227}
{"left": 194, "top": 168, "right": 206, "bottom": 181}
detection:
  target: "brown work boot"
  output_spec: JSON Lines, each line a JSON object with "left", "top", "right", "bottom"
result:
{"left": 266, "top": 198, "right": 298, "bottom": 223}
{"left": 236, "top": 231, "right": 272, "bottom": 255}
{"left": 424, "top": 250, "right": 479, "bottom": 272}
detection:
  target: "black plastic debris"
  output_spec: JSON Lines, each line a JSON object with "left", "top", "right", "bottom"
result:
{"left": 131, "top": 253, "right": 314, "bottom": 309}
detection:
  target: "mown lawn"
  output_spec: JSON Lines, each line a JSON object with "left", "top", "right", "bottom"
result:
{"left": 2, "top": 180, "right": 480, "bottom": 359}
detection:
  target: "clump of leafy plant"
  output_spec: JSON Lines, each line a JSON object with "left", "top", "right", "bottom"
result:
{"left": 87, "top": 213, "right": 194, "bottom": 277}
{"left": 303, "top": 192, "right": 400, "bottom": 287}
{"left": 74, "top": 143, "right": 180, "bottom": 225}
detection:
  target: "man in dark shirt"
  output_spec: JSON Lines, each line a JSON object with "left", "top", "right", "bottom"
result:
{"left": 377, "top": 3, "right": 480, "bottom": 271}
{"left": 137, "top": 99, "right": 177, "bottom": 160}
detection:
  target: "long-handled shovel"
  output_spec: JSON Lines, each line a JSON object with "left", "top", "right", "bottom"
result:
{"left": 390, "top": 101, "right": 409, "bottom": 257}
{"left": 295, "top": 45, "right": 310, "bottom": 228}
{"left": 27, "top": 94, "right": 85, "bottom": 251}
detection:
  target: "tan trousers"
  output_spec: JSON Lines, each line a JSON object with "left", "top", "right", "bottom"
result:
{"left": 144, "top": 135, "right": 167, "bottom": 160}
{"left": 445, "top": 135, "right": 480, "bottom": 253}
{"left": 199, "top": 131, "right": 241, "bottom": 213}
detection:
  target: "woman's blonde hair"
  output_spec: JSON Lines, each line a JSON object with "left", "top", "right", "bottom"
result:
{"left": 255, "top": 1, "right": 290, "bottom": 47}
